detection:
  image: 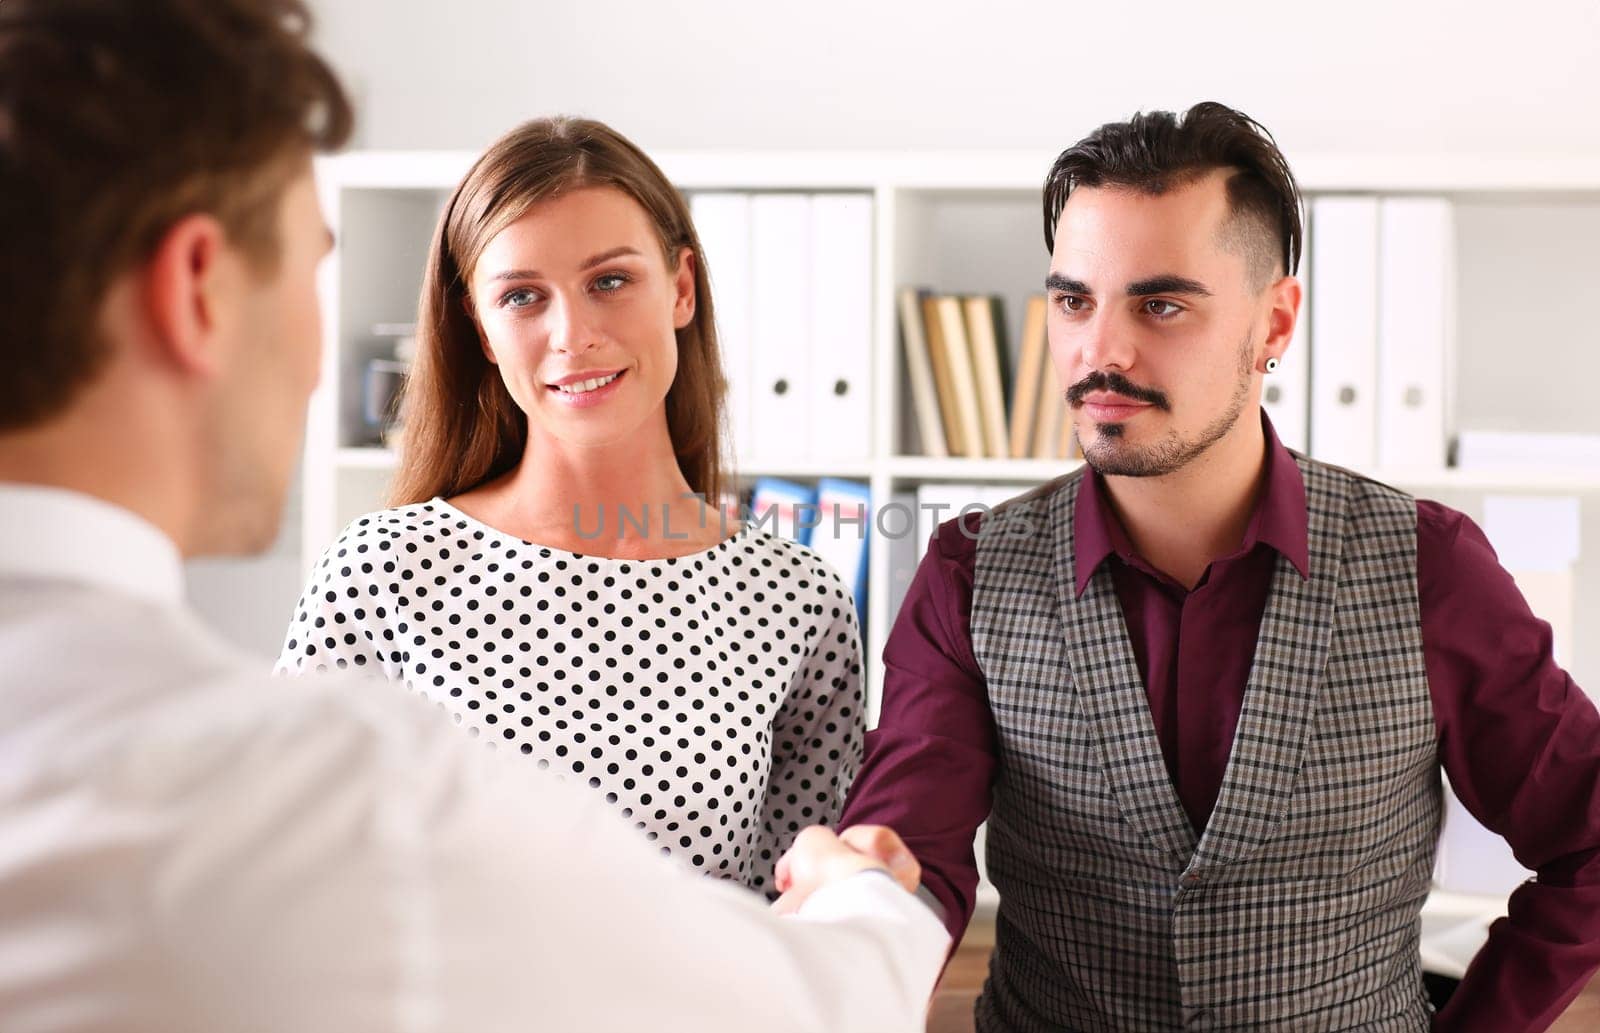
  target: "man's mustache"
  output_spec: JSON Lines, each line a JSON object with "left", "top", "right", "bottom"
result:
{"left": 1064, "top": 371, "right": 1172, "bottom": 412}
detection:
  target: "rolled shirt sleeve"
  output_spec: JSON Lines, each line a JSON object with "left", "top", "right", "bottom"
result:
{"left": 841, "top": 516, "right": 997, "bottom": 944}
{"left": 1418, "top": 501, "right": 1600, "bottom": 1031}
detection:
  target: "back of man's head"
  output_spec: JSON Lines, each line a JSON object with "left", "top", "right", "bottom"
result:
{"left": 0, "top": 0, "right": 353, "bottom": 432}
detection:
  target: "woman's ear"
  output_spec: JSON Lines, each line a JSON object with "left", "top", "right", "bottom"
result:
{"left": 461, "top": 291, "right": 498, "bottom": 365}
{"left": 672, "top": 246, "right": 696, "bottom": 330}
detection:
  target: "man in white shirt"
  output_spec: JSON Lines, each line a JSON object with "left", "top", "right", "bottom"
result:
{"left": 0, "top": 2, "right": 947, "bottom": 1031}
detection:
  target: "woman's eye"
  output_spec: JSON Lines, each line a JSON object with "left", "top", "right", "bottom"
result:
{"left": 500, "top": 288, "right": 539, "bottom": 309}
{"left": 1145, "top": 299, "right": 1181, "bottom": 318}
{"left": 593, "top": 273, "right": 630, "bottom": 293}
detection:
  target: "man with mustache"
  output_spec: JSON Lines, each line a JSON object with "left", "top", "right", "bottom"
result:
{"left": 840, "top": 103, "right": 1600, "bottom": 1031}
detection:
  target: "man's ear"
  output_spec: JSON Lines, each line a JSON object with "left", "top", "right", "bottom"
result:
{"left": 140, "top": 213, "right": 234, "bottom": 377}
{"left": 1260, "top": 273, "right": 1301, "bottom": 369}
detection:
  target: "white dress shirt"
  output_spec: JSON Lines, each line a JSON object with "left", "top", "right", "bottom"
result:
{"left": 0, "top": 484, "right": 948, "bottom": 1033}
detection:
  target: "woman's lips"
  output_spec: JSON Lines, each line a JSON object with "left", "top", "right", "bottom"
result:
{"left": 548, "top": 368, "right": 627, "bottom": 408}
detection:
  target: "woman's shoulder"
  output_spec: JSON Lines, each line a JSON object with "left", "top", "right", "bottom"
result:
{"left": 314, "top": 500, "right": 458, "bottom": 565}
{"left": 729, "top": 529, "right": 858, "bottom": 608}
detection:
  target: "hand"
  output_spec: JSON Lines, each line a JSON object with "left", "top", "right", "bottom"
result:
{"left": 771, "top": 825, "right": 893, "bottom": 915}
{"left": 838, "top": 824, "right": 922, "bottom": 895}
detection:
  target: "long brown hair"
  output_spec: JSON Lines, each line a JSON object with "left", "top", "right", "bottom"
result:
{"left": 391, "top": 116, "right": 727, "bottom": 506}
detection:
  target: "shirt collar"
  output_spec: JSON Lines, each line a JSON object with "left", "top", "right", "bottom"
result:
{"left": 1072, "top": 411, "right": 1310, "bottom": 596}
{"left": 0, "top": 484, "right": 184, "bottom": 607}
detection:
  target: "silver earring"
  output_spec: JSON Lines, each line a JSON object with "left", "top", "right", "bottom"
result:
{"left": 1264, "top": 357, "right": 1280, "bottom": 373}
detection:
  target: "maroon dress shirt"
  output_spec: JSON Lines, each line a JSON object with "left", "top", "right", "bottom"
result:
{"left": 842, "top": 419, "right": 1600, "bottom": 1032}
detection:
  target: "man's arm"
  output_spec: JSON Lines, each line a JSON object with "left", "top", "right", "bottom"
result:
{"left": 153, "top": 673, "right": 949, "bottom": 1033}
{"left": 840, "top": 515, "right": 998, "bottom": 943}
{"left": 1417, "top": 502, "right": 1600, "bottom": 1032}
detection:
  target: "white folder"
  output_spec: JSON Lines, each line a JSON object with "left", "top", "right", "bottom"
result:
{"left": 808, "top": 194, "right": 874, "bottom": 461}
{"left": 1377, "top": 197, "right": 1454, "bottom": 470}
{"left": 1309, "top": 197, "right": 1379, "bottom": 469}
{"left": 913, "top": 483, "right": 1017, "bottom": 559}
{"left": 883, "top": 488, "right": 921, "bottom": 620}
{"left": 1262, "top": 206, "right": 1311, "bottom": 453}
{"left": 690, "top": 193, "right": 754, "bottom": 469}
{"left": 749, "top": 194, "right": 813, "bottom": 462}
{"left": 1456, "top": 430, "right": 1600, "bottom": 471}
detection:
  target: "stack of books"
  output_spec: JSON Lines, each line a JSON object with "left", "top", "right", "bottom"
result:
{"left": 897, "top": 289, "right": 1078, "bottom": 460}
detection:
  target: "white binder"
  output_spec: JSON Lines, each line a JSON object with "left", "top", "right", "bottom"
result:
{"left": 913, "top": 482, "right": 1017, "bottom": 559}
{"left": 808, "top": 194, "right": 873, "bottom": 461}
{"left": 1377, "top": 197, "right": 1454, "bottom": 470}
{"left": 748, "top": 194, "right": 813, "bottom": 462}
{"left": 1309, "top": 197, "right": 1379, "bottom": 469}
{"left": 1262, "top": 207, "right": 1310, "bottom": 453}
{"left": 689, "top": 193, "right": 754, "bottom": 469}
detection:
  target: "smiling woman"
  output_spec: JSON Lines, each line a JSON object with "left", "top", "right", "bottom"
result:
{"left": 462, "top": 186, "right": 693, "bottom": 452}
{"left": 276, "top": 117, "right": 866, "bottom": 896}
{"left": 394, "top": 118, "right": 726, "bottom": 510}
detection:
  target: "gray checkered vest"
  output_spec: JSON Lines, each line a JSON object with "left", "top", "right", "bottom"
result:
{"left": 970, "top": 458, "right": 1441, "bottom": 1032}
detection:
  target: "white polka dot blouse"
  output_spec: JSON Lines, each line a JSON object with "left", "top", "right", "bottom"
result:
{"left": 276, "top": 498, "right": 866, "bottom": 894}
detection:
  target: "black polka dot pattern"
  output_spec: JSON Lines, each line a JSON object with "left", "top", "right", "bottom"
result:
{"left": 277, "top": 499, "right": 865, "bottom": 894}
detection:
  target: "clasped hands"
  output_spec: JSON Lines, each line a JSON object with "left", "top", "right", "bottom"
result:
{"left": 771, "top": 824, "right": 921, "bottom": 914}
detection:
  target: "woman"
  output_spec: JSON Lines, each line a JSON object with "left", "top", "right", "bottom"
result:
{"left": 278, "top": 117, "right": 864, "bottom": 894}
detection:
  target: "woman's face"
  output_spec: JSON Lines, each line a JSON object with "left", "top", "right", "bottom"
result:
{"left": 467, "top": 185, "right": 694, "bottom": 452}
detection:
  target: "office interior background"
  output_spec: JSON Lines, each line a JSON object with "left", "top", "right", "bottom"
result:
{"left": 183, "top": 0, "right": 1599, "bottom": 995}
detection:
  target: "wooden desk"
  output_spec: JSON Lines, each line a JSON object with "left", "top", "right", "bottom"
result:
{"left": 927, "top": 918, "right": 991, "bottom": 1033}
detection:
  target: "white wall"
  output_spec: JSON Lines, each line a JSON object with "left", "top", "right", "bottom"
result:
{"left": 228, "top": 0, "right": 1598, "bottom": 679}
{"left": 310, "top": 0, "right": 1600, "bottom": 157}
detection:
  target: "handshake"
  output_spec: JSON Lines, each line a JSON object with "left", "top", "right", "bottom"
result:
{"left": 771, "top": 825, "right": 921, "bottom": 914}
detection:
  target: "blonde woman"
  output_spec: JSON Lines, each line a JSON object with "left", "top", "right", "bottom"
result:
{"left": 279, "top": 118, "right": 863, "bottom": 894}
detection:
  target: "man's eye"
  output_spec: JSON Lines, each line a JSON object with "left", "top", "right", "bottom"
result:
{"left": 1145, "top": 299, "right": 1181, "bottom": 318}
{"left": 1054, "top": 294, "right": 1087, "bottom": 312}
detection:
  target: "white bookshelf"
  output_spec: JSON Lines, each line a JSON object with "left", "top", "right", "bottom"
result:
{"left": 305, "top": 150, "right": 1600, "bottom": 708}
{"left": 305, "top": 149, "right": 1600, "bottom": 967}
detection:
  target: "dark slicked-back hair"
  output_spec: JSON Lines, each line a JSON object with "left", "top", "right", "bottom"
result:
{"left": 0, "top": 0, "right": 353, "bottom": 430}
{"left": 1043, "top": 102, "right": 1302, "bottom": 287}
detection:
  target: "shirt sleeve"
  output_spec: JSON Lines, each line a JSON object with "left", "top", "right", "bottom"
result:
{"left": 752, "top": 582, "right": 867, "bottom": 896}
{"left": 274, "top": 519, "right": 397, "bottom": 680}
{"left": 1417, "top": 501, "right": 1600, "bottom": 1032}
{"left": 145, "top": 673, "right": 945, "bottom": 1033}
{"left": 840, "top": 515, "right": 998, "bottom": 944}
